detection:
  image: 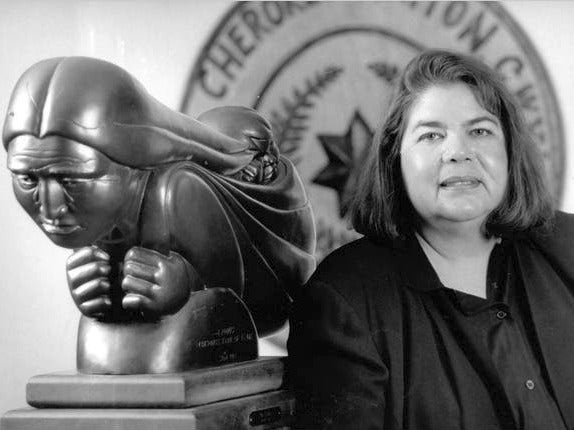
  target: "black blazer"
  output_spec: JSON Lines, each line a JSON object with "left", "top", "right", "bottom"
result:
{"left": 287, "top": 211, "right": 574, "bottom": 429}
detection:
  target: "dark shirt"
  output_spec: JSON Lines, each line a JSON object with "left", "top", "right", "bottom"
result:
{"left": 288, "top": 215, "right": 574, "bottom": 429}
{"left": 432, "top": 241, "right": 565, "bottom": 429}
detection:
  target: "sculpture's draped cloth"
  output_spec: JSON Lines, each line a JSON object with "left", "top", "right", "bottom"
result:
{"left": 4, "top": 57, "right": 261, "bottom": 174}
{"left": 139, "top": 159, "right": 316, "bottom": 335}
{"left": 3, "top": 57, "right": 316, "bottom": 335}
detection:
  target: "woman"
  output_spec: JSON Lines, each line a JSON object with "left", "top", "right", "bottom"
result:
{"left": 287, "top": 50, "right": 574, "bottom": 429}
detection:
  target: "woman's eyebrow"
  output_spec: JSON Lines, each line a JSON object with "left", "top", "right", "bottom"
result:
{"left": 464, "top": 116, "right": 500, "bottom": 127}
{"left": 412, "top": 120, "right": 445, "bottom": 130}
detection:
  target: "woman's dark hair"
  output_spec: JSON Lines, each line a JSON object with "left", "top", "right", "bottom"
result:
{"left": 346, "top": 49, "right": 554, "bottom": 241}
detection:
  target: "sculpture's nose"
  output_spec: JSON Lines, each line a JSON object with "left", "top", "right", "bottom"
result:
{"left": 37, "top": 178, "right": 68, "bottom": 220}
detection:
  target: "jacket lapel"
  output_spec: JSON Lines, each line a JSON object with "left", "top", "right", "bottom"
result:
{"left": 515, "top": 241, "right": 574, "bottom": 426}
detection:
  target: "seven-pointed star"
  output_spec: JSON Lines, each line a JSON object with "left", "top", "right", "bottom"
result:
{"left": 312, "top": 111, "right": 373, "bottom": 216}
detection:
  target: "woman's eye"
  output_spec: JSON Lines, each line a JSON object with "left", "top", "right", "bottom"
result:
{"left": 418, "top": 132, "right": 443, "bottom": 142}
{"left": 470, "top": 128, "right": 492, "bottom": 137}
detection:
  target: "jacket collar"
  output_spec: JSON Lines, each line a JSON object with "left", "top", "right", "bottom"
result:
{"left": 391, "top": 232, "right": 449, "bottom": 293}
{"left": 391, "top": 233, "right": 511, "bottom": 310}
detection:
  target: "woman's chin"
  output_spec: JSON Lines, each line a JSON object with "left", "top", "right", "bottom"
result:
{"left": 431, "top": 204, "right": 491, "bottom": 228}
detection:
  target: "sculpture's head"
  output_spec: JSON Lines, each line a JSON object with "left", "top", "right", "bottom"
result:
{"left": 7, "top": 135, "right": 137, "bottom": 248}
{"left": 3, "top": 57, "right": 271, "bottom": 248}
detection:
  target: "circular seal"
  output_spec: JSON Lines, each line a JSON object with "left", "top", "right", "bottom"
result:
{"left": 181, "top": 1, "right": 564, "bottom": 261}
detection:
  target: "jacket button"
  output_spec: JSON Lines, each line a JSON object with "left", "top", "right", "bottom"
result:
{"left": 496, "top": 310, "right": 507, "bottom": 320}
{"left": 525, "top": 380, "right": 535, "bottom": 390}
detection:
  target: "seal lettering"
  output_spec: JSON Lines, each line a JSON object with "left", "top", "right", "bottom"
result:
{"left": 457, "top": 10, "right": 499, "bottom": 52}
{"left": 198, "top": 1, "right": 318, "bottom": 99}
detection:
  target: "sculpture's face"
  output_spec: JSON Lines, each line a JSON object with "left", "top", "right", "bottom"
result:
{"left": 7, "top": 135, "right": 135, "bottom": 248}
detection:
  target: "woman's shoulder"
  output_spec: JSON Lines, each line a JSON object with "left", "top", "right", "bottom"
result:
{"left": 307, "top": 236, "right": 402, "bottom": 304}
{"left": 526, "top": 210, "right": 574, "bottom": 266}
{"left": 314, "top": 236, "right": 396, "bottom": 277}
{"left": 528, "top": 210, "right": 574, "bottom": 247}
{"left": 549, "top": 210, "right": 574, "bottom": 235}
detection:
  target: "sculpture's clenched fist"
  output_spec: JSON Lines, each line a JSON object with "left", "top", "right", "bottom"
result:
{"left": 67, "top": 246, "right": 197, "bottom": 320}
{"left": 67, "top": 246, "right": 112, "bottom": 319}
{"left": 121, "top": 247, "right": 196, "bottom": 318}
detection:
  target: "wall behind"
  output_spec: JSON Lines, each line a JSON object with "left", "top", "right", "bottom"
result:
{"left": 0, "top": 0, "right": 572, "bottom": 415}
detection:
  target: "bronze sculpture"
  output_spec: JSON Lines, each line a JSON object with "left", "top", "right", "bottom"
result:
{"left": 3, "top": 57, "right": 316, "bottom": 374}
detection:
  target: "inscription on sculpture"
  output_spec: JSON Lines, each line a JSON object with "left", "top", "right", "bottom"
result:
{"left": 197, "top": 327, "right": 254, "bottom": 349}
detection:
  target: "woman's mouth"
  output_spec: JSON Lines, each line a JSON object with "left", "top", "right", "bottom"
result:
{"left": 439, "top": 176, "right": 481, "bottom": 189}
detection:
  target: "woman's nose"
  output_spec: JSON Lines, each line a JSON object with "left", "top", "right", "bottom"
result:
{"left": 37, "top": 178, "right": 68, "bottom": 220}
{"left": 441, "top": 135, "right": 475, "bottom": 163}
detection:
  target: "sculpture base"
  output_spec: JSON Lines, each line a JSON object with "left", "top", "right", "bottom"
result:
{"left": 2, "top": 357, "right": 294, "bottom": 429}
{"left": 27, "top": 357, "right": 284, "bottom": 408}
{"left": 2, "top": 390, "right": 294, "bottom": 430}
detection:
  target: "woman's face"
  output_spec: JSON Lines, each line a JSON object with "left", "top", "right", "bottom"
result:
{"left": 400, "top": 83, "right": 508, "bottom": 232}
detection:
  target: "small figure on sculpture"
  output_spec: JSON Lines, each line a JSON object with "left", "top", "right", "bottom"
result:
{"left": 3, "top": 57, "right": 316, "bottom": 374}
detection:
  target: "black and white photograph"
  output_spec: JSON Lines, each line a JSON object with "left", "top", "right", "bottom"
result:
{"left": 1, "top": 1, "right": 574, "bottom": 429}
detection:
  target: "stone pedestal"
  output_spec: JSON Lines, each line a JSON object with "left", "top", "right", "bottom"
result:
{"left": 2, "top": 357, "right": 294, "bottom": 430}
